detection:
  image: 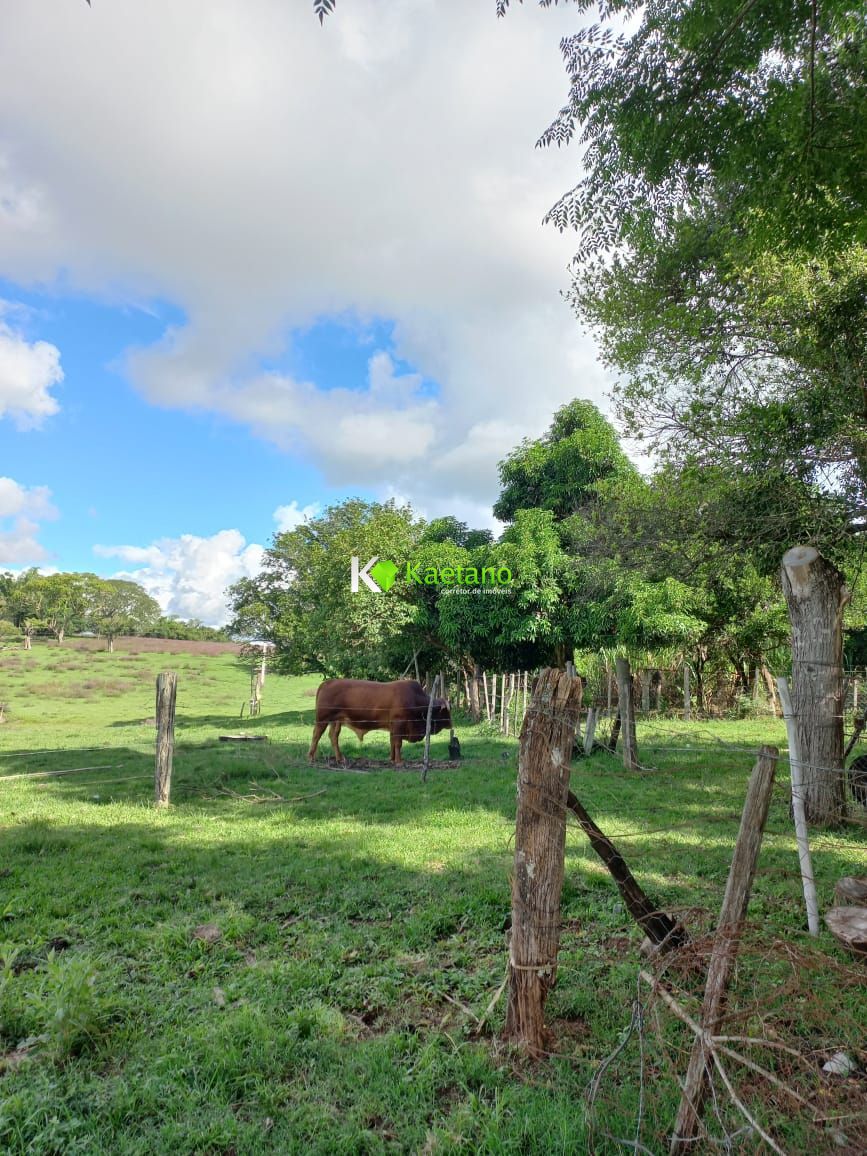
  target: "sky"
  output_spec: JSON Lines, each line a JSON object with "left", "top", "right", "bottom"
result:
{"left": 0, "top": 0, "right": 613, "bottom": 625}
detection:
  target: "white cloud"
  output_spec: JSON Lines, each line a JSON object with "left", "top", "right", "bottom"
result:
{"left": 94, "top": 529, "right": 264, "bottom": 626}
{"left": 0, "top": 477, "right": 58, "bottom": 566}
{"left": 273, "top": 500, "right": 320, "bottom": 533}
{"left": 0, "top": 317, "right": 62, "bottom": 428}
{"left": 0, "top": 0, "right": 612, "bottom": 511}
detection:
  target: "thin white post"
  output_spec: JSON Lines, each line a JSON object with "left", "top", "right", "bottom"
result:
{"left": 777, "top": 676, "right": 820, "bottom": 936}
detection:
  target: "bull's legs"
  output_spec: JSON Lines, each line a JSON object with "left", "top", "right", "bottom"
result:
{"left": 390, "top": 734, "right": 403, "bottom": 766}
{"left": 329, "top": 722, "right": 346, "bottom": 764}
{"left": 308, "top": 721, "right": 327, "bottom": 763}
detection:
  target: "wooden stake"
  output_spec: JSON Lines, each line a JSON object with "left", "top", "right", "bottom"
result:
{"left": 504, "top": 668, "right": 583, "bottom": 1055}
{"left": 584, "top": 708, "right": 597, "bottom": 754}
{"left": 615, "top": 657, "right": 638, "bottom": 770}
{"left": 670, "top": 745, "right": 778, "bottom": 1153}
{"left": 155, "top": 672, "right": 177, "bottom": 807}
{"left": 776, "top": 677, "right": 820, "bottom": 936}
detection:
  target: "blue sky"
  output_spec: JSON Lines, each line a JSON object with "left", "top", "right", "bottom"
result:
{"left": 0, "top": 0, "right": 611, "bottom": 623}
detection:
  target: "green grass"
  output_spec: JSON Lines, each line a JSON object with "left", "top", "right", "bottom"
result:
{"left": 1, "top": 642, "right": 866, "bottom": 1153}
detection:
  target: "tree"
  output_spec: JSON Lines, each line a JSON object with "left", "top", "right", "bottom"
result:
{"left": 539, "top": 1, "right": 867, "bottom": 551}
{"left": 228, "top": 499, "right": 421, "bottom": 679}
{"left": 494, "top": 399, "right": 638, "bottom": 527}
{"left": 83, "top": 578, "right": 160, "bottom": 651}
{"left": 314, "top": 1, "right": 866, "bottom": 559}
{"left": 40, "top": 573, "right": 88, "bottom": 645}
{"left": 5, "top": 569, "right": 47, "bottom": 650}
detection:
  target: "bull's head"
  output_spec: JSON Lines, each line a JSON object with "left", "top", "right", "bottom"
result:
{"left": 431, "top": 698, "right": 452, "bottom": 734}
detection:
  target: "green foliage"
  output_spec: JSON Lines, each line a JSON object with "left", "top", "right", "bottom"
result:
{"left": 542, "top": 1, "right": 867, "bottom": 554}
{"left": 82, "top": 577, "right": 160, "bottom": 645}
{"left": 145, "top": 616, "right": 231, "bottom": 642}
{"left": 229, "top": 499, "right": 421, "bottom": 678}
{"left": 494, "top": 399, "right": 638, "bottom": 524}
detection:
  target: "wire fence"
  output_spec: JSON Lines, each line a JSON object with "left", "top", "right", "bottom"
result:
{"left": 2, "top": 669, "right": 867, "bottom": 1150}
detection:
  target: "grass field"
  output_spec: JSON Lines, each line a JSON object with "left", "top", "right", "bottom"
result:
{"left": 1, "top": 641, "right": 866, "bottom": 1154}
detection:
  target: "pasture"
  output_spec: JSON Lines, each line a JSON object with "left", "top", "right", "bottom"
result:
{"left": 1, "top": 641, "right": 866, "bottom": 1153}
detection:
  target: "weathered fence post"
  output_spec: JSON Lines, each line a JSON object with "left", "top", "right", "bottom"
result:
{"left": 504, "top": 668, "right": 583, "bottom": 1056}
{"left": 777, "top": 677, "right": 820, "bottom": 936}
{"left": 155, "top": 672, "right": 177, "bottom": 807}
{"left": 780, "top": 545, "right": 849, "bottom": 824}
{"left": 584, "top": 707, "right": 597, "bottom": 755}
{"left": 683, "top": 664, "right": 691, "bottom": 721}
{"left": 615, "top": 657, "right": 638, "bottom": 770}
{"left": 670, "top": 745, "right": 779, "bottom": 1153}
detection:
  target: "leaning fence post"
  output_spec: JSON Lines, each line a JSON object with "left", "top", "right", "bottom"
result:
{"left": 504, "top": 667, "right": 583, "bottom": 1056}
{"left": 776, "top": 676, "right": 820, "bottom": 936}
{"left": 155, "top": 672, "right": 177, "bottom": 806}
{"left": 670, "top": 744, "right": 779, "bottom": 1153}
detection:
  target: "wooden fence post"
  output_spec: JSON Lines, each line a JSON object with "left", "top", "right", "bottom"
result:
{"left": 780, "top": 545, "right": 848, "bottom": 823}
{"left": 776, "top": 677, "right": 820, "bottom": 935}
{"left": 504, "top": 668, "right": 583, "bottom": 1056}
{"left": 584, "top": 707, "right": 597, "bottom": 755}
{"left": 155, "top": 672, "right": 177, "bottom": 807}
{"left": 615, "top": 657, "right": 638, "bottom": 770}
{"left": 683, "top": 665, "right": 691, "bottom": 721}
{"left": 669, "top": 745, "right": 779, "bottom": 1153}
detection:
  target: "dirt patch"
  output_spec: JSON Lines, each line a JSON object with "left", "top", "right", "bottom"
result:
{"left": 314, "top": 758, "right": 462, "bottom": 773}
{"left": 65, "top": 637, "right": 242, "bottom": 656}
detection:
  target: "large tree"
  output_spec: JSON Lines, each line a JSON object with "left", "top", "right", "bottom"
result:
{"left": 83, "top": 577, "right": 160, "bottom": 651}
{"left": 539, "top": 0, "right": 867, "bottom": 550}
{"left": 228, "top": 499, "right": 421, "bottom": 679}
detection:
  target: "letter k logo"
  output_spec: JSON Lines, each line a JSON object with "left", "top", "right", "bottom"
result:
{"left": 351, "top": 556, "right": 399, "bottom": 593}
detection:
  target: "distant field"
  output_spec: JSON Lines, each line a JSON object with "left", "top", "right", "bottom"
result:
{"left": 1, "top": 643, "right": 866, "bottom": 1153}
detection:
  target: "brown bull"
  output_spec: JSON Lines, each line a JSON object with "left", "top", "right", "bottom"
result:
{"left": 307, "top": 678, "right": 452, "bottom": 766}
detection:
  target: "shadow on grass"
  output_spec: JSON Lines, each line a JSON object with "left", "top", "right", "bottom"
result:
{"left": 5, "top": 735, "right": 867, "bottom": 933}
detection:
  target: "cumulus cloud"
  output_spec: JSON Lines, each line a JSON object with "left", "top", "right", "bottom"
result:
{"left": 0, "top": 0, "right": 611, "bottom": 513}
{"left": 273, "top": 500, "right": 320, "bottom": 533}
{"left": 0, "top": 477, "right": 58, "bottom": 565}
{"left": 0, "top": 307, "right": 62, "bottom": 428}
{"left": 93, "top": 529, "right": 264, "bottom": 626}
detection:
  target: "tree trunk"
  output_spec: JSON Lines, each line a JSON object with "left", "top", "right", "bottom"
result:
{"left": 107, "top": 634, "right": 115, "bottom": 654}
{"left": 504, "top": 668, "right": 583, "bottom": 1055}
{"left": 683, "top": 665, "right": 691, "bottom": 721}
{"left": 468, "top": 663, "right": 482, "bottom": 723}
{"left": 641, "top": 670, "right": 650, "bottom": 713}
{"left": 780, "top": 546, "right": 848, "bottom": 825}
